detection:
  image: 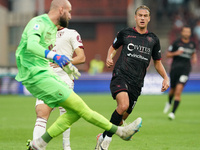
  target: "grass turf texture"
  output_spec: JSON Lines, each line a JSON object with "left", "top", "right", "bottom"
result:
{"left": 0, "top": 94, "right": 199, "bottom": 150}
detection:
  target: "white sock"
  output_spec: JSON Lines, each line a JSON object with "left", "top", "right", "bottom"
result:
{"left": 33, "top": 117, "right": 47, "bottom": 139}
{"left": 59, "top": 107, "right": 71, "bottom": 149}
{"left": 63, "top": 128, "right": 71, "bottom": 149}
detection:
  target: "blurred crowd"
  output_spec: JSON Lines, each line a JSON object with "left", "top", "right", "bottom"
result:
{"left": 168, "top": 2, "right": 200, "bottom": 46}
{"left": 156, "top": 0, "right": 200, "bottom": 72}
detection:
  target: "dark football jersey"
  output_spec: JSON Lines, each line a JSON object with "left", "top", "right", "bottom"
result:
{"left": 112, "top": 27, "right": 161, "bottom": 87}
{"left": 169, "top": 38, "right": 196, "bottom": 72}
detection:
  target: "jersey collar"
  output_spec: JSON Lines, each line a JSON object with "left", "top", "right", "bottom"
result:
{"left": 57, "top": 27, "right": 65, "bottom": 31}
{"left": 133, "top": 27, "right": 148, "bottom": 34}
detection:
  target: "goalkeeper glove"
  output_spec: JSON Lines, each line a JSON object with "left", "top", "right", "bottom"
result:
{"left": 63, "top": 63, "right": 81, "bottom": 80}
{"left": 45, "top": 50, "right": 70, "bottom": 68}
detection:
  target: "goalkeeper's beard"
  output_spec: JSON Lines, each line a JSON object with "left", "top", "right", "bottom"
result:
{"left": 59, "top": 15, "right": 69, "bottom": 28}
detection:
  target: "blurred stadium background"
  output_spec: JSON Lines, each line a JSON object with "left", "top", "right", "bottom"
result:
{"left": 0, "top": 0, "right": 200, "bottom": 94}
{"left": 0, "top": 1, "right": 200, "bottom": 150}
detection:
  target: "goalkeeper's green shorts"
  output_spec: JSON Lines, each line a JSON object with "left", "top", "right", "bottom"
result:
{"left": 23, "top": 70, "right": 73, "bottom": 108}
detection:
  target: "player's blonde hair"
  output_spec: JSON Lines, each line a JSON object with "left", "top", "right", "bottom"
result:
{"left": 135, "top": 5, "right": 150, "bottom": 16}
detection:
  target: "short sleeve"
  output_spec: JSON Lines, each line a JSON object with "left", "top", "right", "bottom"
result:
{"left": 152, "top": 37, "right": 161, "bottom": 60}
{"left": 112, "top": 30, "right": 123, "bottom": 49}
{"left": 70, "top": 31, "right": 84, "bottom": 50}
{"left": 169, "top": 41, "right": 178, "bottom": 52}
{"left": 27, "top": 18, "right": 45, "bottom": 38}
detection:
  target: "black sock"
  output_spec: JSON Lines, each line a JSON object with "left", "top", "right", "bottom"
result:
{"left": 103, "top": 110, "right": 123, "bottom": 138}
{"left": 169, "top": 95, "right": 174, "bottom": 104}
{"left": 172, "top": 100, "right": 180, "bottom": 113}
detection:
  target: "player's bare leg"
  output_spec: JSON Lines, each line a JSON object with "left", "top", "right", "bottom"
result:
{"left": 98, "top": 92, "right": 130, "bottom": 150}
{"left": 168, "top": 84, "right": 184, "bottom": 120}
{"left": 164, "top": 88, "right": 174, "bottom": 114}
{"left": 116, "top": 92, "right": 130, "bottom": 114}
{"left": 33, "top": 104, "right": 52, "bottom": 139}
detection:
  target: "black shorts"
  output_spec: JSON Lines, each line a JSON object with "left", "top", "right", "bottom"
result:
{"left": 110, "top": 76, "right": 141, "bottom": 114}
{"left": 170, "top": 68, "right": 190, "bottom": 88}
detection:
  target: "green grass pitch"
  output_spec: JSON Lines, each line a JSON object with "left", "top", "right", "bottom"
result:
{"left": 0, "top": 93, "right": 199, "bottom": 150}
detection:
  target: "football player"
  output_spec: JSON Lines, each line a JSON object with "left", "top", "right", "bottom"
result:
{"left": 95, "top": 5, "right": 169, "bottom": 150}
{"left": 15, "top": 0, "right": 144, "bottom": 149}
{"left": 163, "top": 25, "right": 197, "bottom": 120}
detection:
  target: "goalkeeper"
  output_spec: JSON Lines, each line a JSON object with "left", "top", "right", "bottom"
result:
{"left": 15, "top": 0, "right": 142, "bottom": 149}
{"left": 33, "top": 23, "right": 86, "bottom": 150}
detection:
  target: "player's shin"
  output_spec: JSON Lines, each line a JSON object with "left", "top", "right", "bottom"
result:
{"left": 47, "top": 109, "right": 80, "bottom": 139}
{"left": 59, "top": 92, "right": 115, "bottom": 132}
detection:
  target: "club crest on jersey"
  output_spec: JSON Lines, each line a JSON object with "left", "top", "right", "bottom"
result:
{"left": 57, "top": 31, "right": 64, "bottom": 38}
{"left": 189, "top": 43, "right": 194, "bottom": 48}
{"left": 146, "top": 36, "right": 153, "bottom": 42}
{"left": 77, "top": 35, "right": 82, "bottom": 43}
{"left": 33, "top": 24, "right": 40, "bottom": 30}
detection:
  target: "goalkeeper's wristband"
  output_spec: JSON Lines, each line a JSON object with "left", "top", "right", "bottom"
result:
{"left": 45, "top": 50, "right": 56, "bottom": 60}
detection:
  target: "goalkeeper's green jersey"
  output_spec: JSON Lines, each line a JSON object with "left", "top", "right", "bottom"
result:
{"left": 15, "top": 14, "right": 57, "bottom": 82}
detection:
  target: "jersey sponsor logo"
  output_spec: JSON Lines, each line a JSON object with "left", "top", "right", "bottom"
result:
{"left": 77, "top": 35, "right": 82, "bottom": 43}
{"left": 45, "top": 32, "right": 52, "bottom": 42}
{"left": 33, "top": 24, "right": 40, "bottom": 30}
{"left": 127, "top": 43, "right": 151, "bottom": 54}
{"left": 127, "top": 53, "right": 148, "bottom": 60}
{"left": 126, "top": 35, "right": 136, "bottom": 38}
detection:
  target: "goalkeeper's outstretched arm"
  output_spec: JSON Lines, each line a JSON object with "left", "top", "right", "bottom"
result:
{"left": 27, "top": 34, "right": 71, "bottom": 68}
{"left": 27, "top": 34, "right": 46, "bottom": 57}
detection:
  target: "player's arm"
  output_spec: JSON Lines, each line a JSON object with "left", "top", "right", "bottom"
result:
{"left": 191, "top": 52, "right": 197, "bottom": 64}
{"left": 26, "top": 21, "right": 70, "bottom": 67}
{"left": 69, "top": 31, "right": 86, "bottom": 65}
{"left": 26, "top": 21, "right": 49, "bottom": 58}
{"left": 106, "top": 30, "right": 123, "bottom": 68}
{"left": 166, "top": 46, "right": 184, "bottom": 58}
{"left": 71, "top": 47, "right": 86, "bottom": 65}
{"left": 27, "top": 34, "right": 70, "bottom": 68}
{"left": 27, "top": 34, "right": 47, "bottom": 57}
{"left": 152, "top": 37, "right": 169, "bottom": 92}
{"left": 106, "top": 45, "right": 118, "bottom": 68}
{"left": 154, "top": 60, "right": 169, "bottom": 92}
